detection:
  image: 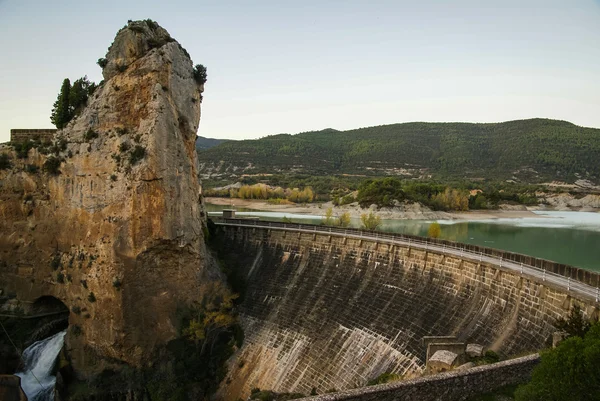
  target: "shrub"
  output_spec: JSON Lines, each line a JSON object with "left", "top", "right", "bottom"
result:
{"left": 84, "top": 129, "right": 98, "bottom": 141}
{"left": 323, "top": 207, "right": 335, "bottom": 226}
{"left": 71, "top": 325, "right": 82, "bottom": 337}
{"left": 97, "top": 58, "right": 108, "bottom": 68}
{"left": 482, "top": 350, "right": 500, "bottom": 364}
{"left": 340, "top": 194, "right": 355, "bottom": 205}
{"left": 249, "top": 390, "right": 275, "bottom": 401}
{"left": 145, "top": 19, "right": 159, "bottom": 30}
{"left": 338, "top": 212, "right": 351, "bottom": 227}
{"left": 193, "top": 64, "right": 207, "bottom": 84}
{"left": 554, "top": 304, "right": 592, "bottom": 339}
{"left": 25, "top": 164, "right": 38, "bottom": 173}
{"left": 51, "top": 254, "right": 61, "bottom": 270}
{"left": 129, "top": 145, "right": 146, "bottom": 165}
{"left": 360, "top": 212, "right": 381, "bottom": 230}
{"left": 80, "top": 279, "right": 88, "bottom": 289}
{"left": 88, "top": 292, "right": 96, "bottom": 302}
{"left": 428, "top": 222, "right": 441, "bottom": 238}
{"left": 129, "top": 24, "right": 145, "bottom": 33}
{"left": 43, "top": 156, "right": 61, "bottom": 175}
{"left": 113, "top": 278, "right": 122, "bottom": 290}
{"left": 116, "top": 64, "right": 127, "bottom": 72}
{"left": 119, "top": 142, "right": 130, "bottom": 152}
{"left": 13, "top": 141, "right": 34, "bottom": 159}
{"left": 110, "top": 174, "right": 117, "bottom": 181}
{"left": 147, "top": 37, "right": 165, "bottom": 49}
{"left": 0, "top": 153, "right": 11, "bottom": 169}
{"left": 367, "top": 372, "right": 402, "bottom": 386}
{"left": 116, "top": 127, "right": 128, "bottom": 136}
{"left": 72, "top": 305, "right": 81, "bottom": 314}
{"left": 56, "top": 272, "right": 65, "bottom": 284}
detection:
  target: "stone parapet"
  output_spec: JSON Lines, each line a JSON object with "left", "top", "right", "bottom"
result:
{"left": 9, "top": 129, "right": 57, "bottom": 143}
{"left": 304, "top": 354, "right": 540, "bottom": 401}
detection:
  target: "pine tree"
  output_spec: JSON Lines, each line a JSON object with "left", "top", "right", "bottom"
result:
{"left": 69, "top": 76, "right": 96, "bottom": 116}
{"left": 50, "top": 79, "right": 71, "bottom": 129}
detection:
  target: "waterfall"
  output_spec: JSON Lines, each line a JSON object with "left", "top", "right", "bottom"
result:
{"left": 16, "top": 330, "right": 66, "bottom": 401}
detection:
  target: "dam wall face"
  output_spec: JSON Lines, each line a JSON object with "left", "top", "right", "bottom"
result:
{"left": 215, "top": 225, "right": 596, "bottom": 400}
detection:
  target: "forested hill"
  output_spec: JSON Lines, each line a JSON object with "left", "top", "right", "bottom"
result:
{"left": 197, "top": 119, "right": 600, "bottom": 183}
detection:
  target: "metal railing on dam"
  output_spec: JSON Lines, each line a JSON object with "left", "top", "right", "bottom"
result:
{"left": 214, "top": 218, "right": 600, "bottom": 303}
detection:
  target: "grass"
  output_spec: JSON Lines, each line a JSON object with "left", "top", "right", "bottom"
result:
{"left": 266, "top": 198, "right": 294, "bottom": 205}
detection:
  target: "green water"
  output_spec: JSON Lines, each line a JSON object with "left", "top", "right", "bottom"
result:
{"left": 206, "top": 204, "right": 600, "bottom": 272}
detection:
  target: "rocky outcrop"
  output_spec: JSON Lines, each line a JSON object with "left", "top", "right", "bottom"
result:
{"left": 542, "top": 193, "right": 600, "bottom": 210}
{"left": 0, "top": 20, "right": 217, "bottom": 378}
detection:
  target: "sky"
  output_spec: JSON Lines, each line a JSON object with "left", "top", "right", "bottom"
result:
{"left": 1, "top": 0, "right": 599, "bottom": 143}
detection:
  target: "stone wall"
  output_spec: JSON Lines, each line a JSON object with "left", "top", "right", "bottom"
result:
{"left": 304, "top": 354, "right": 540, "bottom": 401}
{"left": 215, "top": 226, "right": 597, "bottom": 401}
{"left": 9, "top": 129, "right": 56, "bottom": 143}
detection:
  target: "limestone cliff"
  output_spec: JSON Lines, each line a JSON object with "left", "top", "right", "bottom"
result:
{"left": 0, "top": 20, "right": 216, "bottom": 377}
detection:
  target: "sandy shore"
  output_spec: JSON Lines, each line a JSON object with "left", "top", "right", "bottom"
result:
{"left": 205, "top": 197, "right": 551, "bottom": 221}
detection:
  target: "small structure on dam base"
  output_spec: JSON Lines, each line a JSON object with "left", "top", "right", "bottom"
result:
{"left": 222, "top": 209, "right": 236, "bottom": 219}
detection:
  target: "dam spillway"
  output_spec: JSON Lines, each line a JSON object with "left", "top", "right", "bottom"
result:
{"left": 213, "top": 219, "right": 598, "bottom": 400}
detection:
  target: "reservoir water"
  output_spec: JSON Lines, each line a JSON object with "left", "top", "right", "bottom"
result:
{"left": 206, "top": 204, "right": 600, "bottom": 272}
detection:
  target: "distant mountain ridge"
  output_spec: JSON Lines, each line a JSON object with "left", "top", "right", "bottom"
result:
{"left": 195, "top": 135, "right": 228, "bottom": 151}
{"left": 196, "top": 118, "right": 600, "bottom": 183}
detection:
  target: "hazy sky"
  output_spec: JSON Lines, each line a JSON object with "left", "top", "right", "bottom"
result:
{"left": 1, "top": 0, "right": 599, "bottom": 142}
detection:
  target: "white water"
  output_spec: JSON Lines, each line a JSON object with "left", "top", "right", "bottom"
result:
{"left": 16, "top": 330, "right": 66, "bottom": 401}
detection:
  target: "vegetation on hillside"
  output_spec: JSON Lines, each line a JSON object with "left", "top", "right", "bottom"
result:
{"left": 203, "top": 174, "right": 550, "bottom": 213}
{"left": 197, "top": 119, "right": 600, "bottom": 182}
{"left": 354, "top": 177, "right": 541, "bottom": 211}
{"left": 205, "top": 183, "right": 315, "bottom": 203}
{"left": 0, "top": 153, "right": 11, "bottom": 170}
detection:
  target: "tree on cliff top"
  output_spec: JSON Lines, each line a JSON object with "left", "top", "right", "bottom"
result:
{"left": 193, "top": 64, "right": 207, "bottom": 84}
{"left": 50, "top": 76, "right": 97, "bottom": 129}
{"left": 50, "top": 78, "right": 71, "bottom": 129}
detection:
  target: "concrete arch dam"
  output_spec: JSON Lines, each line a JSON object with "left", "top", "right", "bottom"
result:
{"left": 213, "top": 219, "right": 599, "bottom": 400}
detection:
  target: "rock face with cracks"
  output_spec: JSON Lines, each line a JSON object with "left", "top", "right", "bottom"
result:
{"left": 0, "top": 20, "right": 215, "bottom": 377}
